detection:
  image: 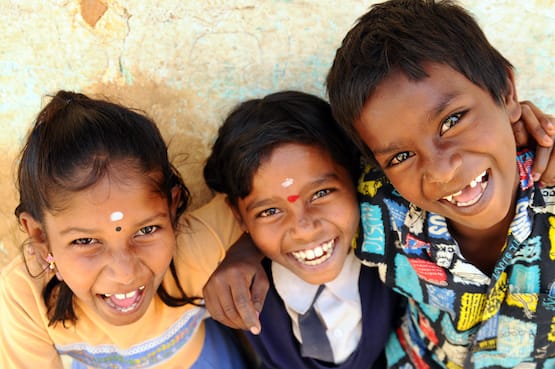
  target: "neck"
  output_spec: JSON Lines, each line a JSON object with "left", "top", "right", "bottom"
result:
{"left": 448, "top": 195, "right": 517, "bottom": 276}
{"left": 447, "top": 164, "right": 522, "bottom": 276}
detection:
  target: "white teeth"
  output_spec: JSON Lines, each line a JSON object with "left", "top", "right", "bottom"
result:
{"left": 291, "top": 239, "right": 335, "bottom": 266}
{"left": 116, "top": 290, "right": 136, "bottom": 300}
{"left": 104, "top": 286, "right": 144, "bottom": 300}
{"left": 454, "top": 182, "right": 487, "bottom": 207}
{"left": 314, "top": 247, "right": 324, "bottom": 257}
{"left": 442, "top": 171, "right": 487, "bottom": 201}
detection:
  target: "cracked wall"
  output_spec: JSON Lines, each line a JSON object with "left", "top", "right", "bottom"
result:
{"left": 0, "top": 0, "right": 554, "bottom": 266}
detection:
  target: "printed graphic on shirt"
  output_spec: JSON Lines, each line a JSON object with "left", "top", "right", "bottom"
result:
{"left": 357, "top": 149, "right": 555, "bottom": 368}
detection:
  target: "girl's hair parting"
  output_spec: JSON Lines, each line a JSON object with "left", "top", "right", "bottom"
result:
{"left": 15, "top": 90, "right": 196, "bottom": 326}
{"left": 204, "top": 90, "right": 360, "bottom": 208}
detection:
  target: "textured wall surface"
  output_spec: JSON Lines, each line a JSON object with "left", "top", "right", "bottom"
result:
{"left": 1, "top": 0, "right": 554, "bottom": 266}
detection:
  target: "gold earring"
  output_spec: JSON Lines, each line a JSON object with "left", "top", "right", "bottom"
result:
{"left": 46, "top": 253, "right": 56, "bottom": 270}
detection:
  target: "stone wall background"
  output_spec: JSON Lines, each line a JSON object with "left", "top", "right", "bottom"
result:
{"left": 1, "top": 0, "right": 554, "bottom": 266}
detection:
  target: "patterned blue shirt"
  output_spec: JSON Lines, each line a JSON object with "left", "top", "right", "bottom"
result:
{"left": 357, "top": 149, "right": 555, "bottom": 369}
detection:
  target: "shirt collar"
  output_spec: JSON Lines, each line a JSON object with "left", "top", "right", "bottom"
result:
{"left": 272, "top": 251, "right": 361, "bottom": 315}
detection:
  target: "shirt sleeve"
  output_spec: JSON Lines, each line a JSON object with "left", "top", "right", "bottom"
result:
{"left": 0, "top": 258, "right": 64, "bottom": 369}
{"left": 173, "top": 194, "right": 244, "bottom": 298}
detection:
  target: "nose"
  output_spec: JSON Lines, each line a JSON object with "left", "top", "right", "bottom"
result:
{"left": 289, "top": 206, "right": 320, "bottom": 242}
{"left": 422, "top": 150, "right": 462, "bottom": 185}
{"left": 107, "top": 247, "right": 139, "bottom": 285}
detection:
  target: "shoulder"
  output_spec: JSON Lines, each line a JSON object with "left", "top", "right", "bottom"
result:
{"left": 177, "top": 194, "right": 243, "bottom": 249}
{"left": 172, "top": 194, "right": 244, "bottom": 297}
{"left": 1, "top": 254, "right": 46, "bottom": 295}
{"left": 0, "top": 254, "right": 50, "bottom": 333}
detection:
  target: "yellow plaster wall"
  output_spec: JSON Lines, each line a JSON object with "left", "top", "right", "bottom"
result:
{"left": 1, "top": 0, "right": 554, "bottom": 266}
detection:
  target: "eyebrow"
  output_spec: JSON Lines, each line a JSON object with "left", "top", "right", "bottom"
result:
{"left": 371, "top": 92, "right": 461, "bottom": 157}
{"left": 426, "top": 92, "right": 460, "bottom": 123}
{"left": 59, "top": 212, "right": 168, "bottom": 235}
{"left": 245, "top": 173, "right": 341, "bottom": 212}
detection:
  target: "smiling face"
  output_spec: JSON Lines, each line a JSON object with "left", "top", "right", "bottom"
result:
{"left": 355, "top": 63, "right": 521, "bottom": 237}
{"left": 38, "top": 166, "right": 176, "bottom": 326}
{"left": 235, "top": 143, "right": 359, "bottom": 285}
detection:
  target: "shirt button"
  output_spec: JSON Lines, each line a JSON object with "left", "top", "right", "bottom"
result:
{"left": 333, "top": 329, "right": 344, "bottom": 338}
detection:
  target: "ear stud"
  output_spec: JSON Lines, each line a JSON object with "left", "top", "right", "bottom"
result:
{"left": 46, "top": 253, "right": 56, "bottom": 270}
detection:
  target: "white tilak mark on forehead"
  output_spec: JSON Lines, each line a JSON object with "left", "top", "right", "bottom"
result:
{"left": 281, "top": 178, "right": 294, "bottom": 188}
{"left": 110, "top": 211, "right": 124, "bottom": 222}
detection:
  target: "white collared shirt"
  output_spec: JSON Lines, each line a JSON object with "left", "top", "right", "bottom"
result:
{"left": 272, "top": 251, "right": 362, "bottom": 364}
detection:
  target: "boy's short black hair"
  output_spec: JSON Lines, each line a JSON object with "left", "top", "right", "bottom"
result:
{"left": 204, "top": 90, "right": 360, "bottom": 207}
{"left": 326, "top": 0, "right": 513, "bottom": 151}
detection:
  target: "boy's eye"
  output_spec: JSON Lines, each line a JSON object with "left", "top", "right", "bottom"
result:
{"left": 440, "top": 112, "right": 464, "bottom": 135}
{"left": 312, "top": 189, "right": 332, "bottom": 200}
{"left": 388, "top": 151, "right": 414, "bottom": 167}
{"left": 71, "top": 238, "right": 97, "bottom": 246}
{"left": 258, "top": 208, "right": 281, "bottom": 217}
{"left": 136, "top": 225, "right": 159, "bottom": 236}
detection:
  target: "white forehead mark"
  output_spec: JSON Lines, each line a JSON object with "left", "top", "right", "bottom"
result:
{"left": 110, "top": 211, "right": 124, "bottom": 222}
{"left": 281, "top": 178, "right": 294, "bottom": 188}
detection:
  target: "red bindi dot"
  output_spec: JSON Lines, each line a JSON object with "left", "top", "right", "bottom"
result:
{"left": 287, "top": 195, "right": 300, "bottom": 203}
{"left": 115, "top": 226, "right": 122, "bottom": 232}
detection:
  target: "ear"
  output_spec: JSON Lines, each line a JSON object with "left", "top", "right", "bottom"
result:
{"left": 224, "top": 196, "right": 249, "bottom": 233}
{"left": 19, "top": 212, "right": 49, "bottom": 257}
{"left": 169, "top": 185, "right": 182, "bottom": 221}
{"left": 503, "top": 68, "right": 521, "bottom": 124}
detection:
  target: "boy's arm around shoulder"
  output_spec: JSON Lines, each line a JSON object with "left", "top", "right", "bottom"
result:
{"left": 202, "top": 232, "right": 267, "bottom": 335}
{"left": 514, "top": 101, "right": 555, "bottom": 185}
{"left": 0, "top": 256, "right": 64, "bottom": 368}
{"left": 175, "top": 193, "right": 268, "bottom": 334}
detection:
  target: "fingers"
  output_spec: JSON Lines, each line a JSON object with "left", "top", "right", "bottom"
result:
{"left": 519, "top": 101, "right": 555, "bottom": 147}
{"left": 517, "top": 101, "right": 555, "bottom": 185}
{"left": 534, "top": 146, "right": 555, "bottom": 187}
{"left": 203, "top": 277, "right": 240, "bottom": 329}
{"left": 532, "top": 146, "right": 551, "bottom": 183}
{"left": 230, "top": 281, "right": 262, "bottom": 335}
{"left": 512, "top": 119, "right": 530, "bottom": 147}
{"left": 203, "top": 266, "right": 263, "bottom": 334}
{"left": 250, "top": 271, "right": 270, "bottom": 315}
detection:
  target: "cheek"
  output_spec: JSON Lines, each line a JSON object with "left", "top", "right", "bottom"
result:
{"left": 144, "top": 242, "right": 175, "bottom": 275}
{"left": 55, "top": 257, "right": 100, "bottom": 295}
{"left": 248, "top": 228, "right": 282, "bottom": 259}
{"left": 340, "top": 193, "right": 361, "bottom": 226}
{"left": 252, "top": 233, "right": 281, "bottom": 259}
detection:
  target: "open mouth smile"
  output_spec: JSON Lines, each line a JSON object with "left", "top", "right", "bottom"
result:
{"left": 442, "top": 170, "right": 489, "bottom": 207}
{"left": 100, "top": 286, "right": 145, "bottom": 313}
{"left": 290, "top": 239, "right": 335, "bottom": 266}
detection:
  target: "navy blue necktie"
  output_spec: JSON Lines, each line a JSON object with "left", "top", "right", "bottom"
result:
{"left": 299, "top": 285, "right": 334, "bottom": 362}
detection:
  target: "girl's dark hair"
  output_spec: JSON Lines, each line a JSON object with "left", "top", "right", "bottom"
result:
{"left": 15, "top": 90, "right": 195, "bottom": 326}
{"left": 326, "top": 0, "right": 513, "bottom": 158}
{"left": 204, "top": 90, "right": 360, "bottom": 207}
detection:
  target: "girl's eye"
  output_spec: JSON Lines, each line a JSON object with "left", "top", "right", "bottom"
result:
{"left": 440, "top": 112, "right": 464, "bottom": 135}
{"left": 258, "top": 208, "right": 280, "bottom": 218}
{"left": 136, "top": 225, "right": 159, "bottom": 236}
{"left": 71, "top": 238, "right": 97, "bottom": 246}
{"left": 388, "top": 151, "right": 414, "bottom": 167}
{"left": 312, "top": 189, "right": 332, "bottom": 200}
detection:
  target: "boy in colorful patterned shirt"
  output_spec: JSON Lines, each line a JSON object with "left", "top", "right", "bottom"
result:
{"left": 326, "top": 0, "right": 555, "bottom": 368}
